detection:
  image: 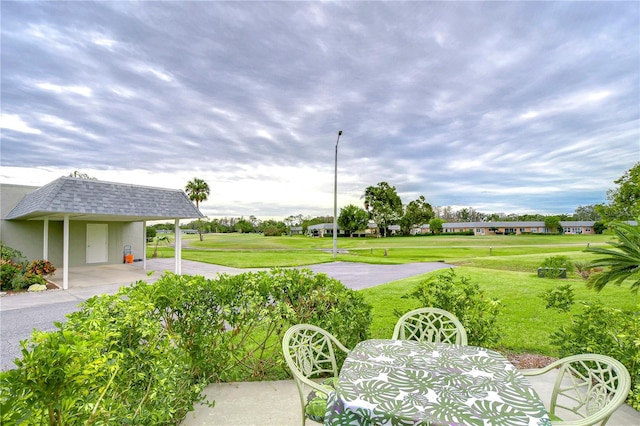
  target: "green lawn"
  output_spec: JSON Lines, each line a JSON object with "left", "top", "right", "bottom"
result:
{"left": 147, "top": 232, "right": 639, "bottom": 357}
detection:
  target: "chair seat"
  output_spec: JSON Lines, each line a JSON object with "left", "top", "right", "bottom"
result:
{"left": 305, "top": 377, "right": 338, "bottom": 423}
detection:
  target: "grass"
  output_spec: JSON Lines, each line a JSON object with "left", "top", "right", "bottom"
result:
{"left": 148, "top": 232, "right": 639, "bottom": 357}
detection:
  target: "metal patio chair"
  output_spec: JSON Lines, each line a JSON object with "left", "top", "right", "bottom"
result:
{"left": 392, "top": 307, "right": 468, "bottom": 345}
{"left": 521, "top": 353, "right": 631, "bottom": 425}
{"left": 282, "top": 324, "right": 350, "bottom": 425}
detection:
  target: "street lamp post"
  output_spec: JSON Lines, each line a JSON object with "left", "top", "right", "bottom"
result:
{"left": 333, "top": 130, "right": 343, "bottom": 259}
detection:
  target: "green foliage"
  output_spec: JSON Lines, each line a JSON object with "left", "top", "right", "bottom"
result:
{"left": 538, "top": 255, "right": 573, "bottom": 278}
{"left": 403, "top": 268, "right": 503, "bottom": 347}
{"left": 593, "top": 220, "right": 607, "bottom": 234}
{"left": 263, "top": 226, "right": 282, "bottom": 236}
{"left": 235, "top": 219, "right": 253, "bottom": 233}
{"left": 596, "top": 162, "right": 640, "bottom": 221}
{"left": 146, "top": 226, "right": 157, "bottom": 240}
{"left": 586, "top": 220, "right": 640, "bottom": 293}
{"left": 539, "top": 284, "right": 574, "bottom": 312}
{"left": 544, "top": 216, "right": 561, "bottom": 233}
{"left": 338, "top": 204, "right": 369, "bottom": 236}
{"left": 363, "top": 182, "right": 403, "bottom": 237}
{"left": 429, "top": 218, "right": 444, "bottom": 234}
{"left": 1, "top": 259, "right": 22, "bottom": 291}
{"left": 550, "top": 302, "right": 640, "bottom": 409}
{"left": 0, "top": 266, "right": 370, "bottom": 426}
{"left": 400, "top": 196, "right": 434, "bottom": 234}
{"left": 122, "top": 269, "right": 371, "bottom": 382}
{"left": 10, "top": 271, "right": 29, "bottom": 291}
{"left": 259, "top": 219, "right": 287, "bottom": 236}
{"left": 1, "top": 292, "right": 204, "bottom": 425}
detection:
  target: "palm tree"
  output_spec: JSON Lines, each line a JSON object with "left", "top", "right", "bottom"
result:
{"left": 585, "top": 220, "right": 640, "bottom": 293}
{"left": 185, "top": 178, "right": 210, "bottom": 241}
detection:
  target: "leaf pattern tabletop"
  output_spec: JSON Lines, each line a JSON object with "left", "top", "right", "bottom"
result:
{"left": 325, "top": 339, "right": 551, "bottom": 426}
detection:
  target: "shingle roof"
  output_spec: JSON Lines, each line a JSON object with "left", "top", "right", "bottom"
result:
{"left": 6, "top": 177, "right": 203, "bottom": 221}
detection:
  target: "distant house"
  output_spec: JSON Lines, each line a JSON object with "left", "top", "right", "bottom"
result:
{"left": 1, "top": 177, "right": 202, "bottom": 289}
{"left": 306, "top": 223, "right": 343, "bottom": 237}
{"left": 289, "top": 226, "right": 303, "bottom": 236}
{"left": 414, "top": 221, "right": 597, "bottom": 236}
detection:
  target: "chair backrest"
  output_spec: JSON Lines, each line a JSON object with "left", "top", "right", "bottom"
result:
{"left": 282, "top": 324, "right": 350, "bottom": 425}
{"left": 523, "top": 354, "right": 631, "bottom": 426}
{"left": 392, "top": 307, "right": 468, "bottom": 345}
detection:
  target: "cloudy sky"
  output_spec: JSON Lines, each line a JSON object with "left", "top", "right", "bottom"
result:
{"left": 1, "top": 1, "right": 638, "bottom": 220}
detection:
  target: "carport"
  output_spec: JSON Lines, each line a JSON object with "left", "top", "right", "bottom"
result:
{"left": 3, "top": 177, "right": 203, "bottom": 290}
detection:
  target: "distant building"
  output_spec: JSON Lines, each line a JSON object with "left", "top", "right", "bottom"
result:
{"left": 289, "top": 226, "right": 303, "bottom": 235}
{"left": 413, "top": 221, "right": 597, "bottom": 236}
{"left": 307, "top": 223, "right": 343, "bottom": 237}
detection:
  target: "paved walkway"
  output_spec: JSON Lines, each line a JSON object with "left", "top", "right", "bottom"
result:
{"left": 1, "top": 258, "right": 452, "bottom": 311}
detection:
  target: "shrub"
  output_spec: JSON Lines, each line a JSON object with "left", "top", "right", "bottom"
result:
{"left": 122, "top": 269, "right": 372, "bottom": 382}
{"left": 573, "top": 261, "right": 599, "bottom": 280}
{"left": 1, "top": 259, "right": 22, "bottom": 291}
{"left": 0, "top": 242, "right": 26, "bottom": 263}
{"left": 1, "top": 292, "right": 205, "bottom": 425}
{"left": 262, "top": 226, "right": 282, "bottom": 236}
{"left": 538, "top": 255, "right": 573, "bottom": 278}
{"left": 403, "top": 268, "right": 503, "bottom": 347}
{"left": 539, "top": 284, "right": 574, "bottom": 312}
{"left": 550, "top": 302, "right": 640, "bottom": 409}
{"left": 28, "top": 259, "right": 56, "bottom": 276}
{"left": 1, "top": 269, "right": 372, "bottom": 423}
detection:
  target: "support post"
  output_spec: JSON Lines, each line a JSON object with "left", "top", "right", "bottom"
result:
{"left": 63, "top": 214, "right": 69, "bottom": 290}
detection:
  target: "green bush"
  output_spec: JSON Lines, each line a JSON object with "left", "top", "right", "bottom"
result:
{"left": 1, "top": 269, "right": 372, "bottom": 423}
{"left": 538, "top": 255, "right": 573, "bottom": 278}
{"left": 122, "top": 269, "right": 372, "bottom": 382}
{"left": 539, "top": 284, "right": 575, "bottom": 312}
{"left": 550, "top": 302, "right": 640, "bottom": 409}
{"left": 262, "top": 226, "right": 282, "bottom": 236}
{"left": 1, "top": 292, "right": 204, "bottom": 425}
{"left": 403, "top": 268, "right": 503, "bottom": 347}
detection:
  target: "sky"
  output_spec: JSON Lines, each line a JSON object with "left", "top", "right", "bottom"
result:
{"left": 1, "top": 1, "right": 638, "bottom": 221}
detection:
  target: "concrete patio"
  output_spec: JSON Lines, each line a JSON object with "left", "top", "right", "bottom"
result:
{"left": 182, "top": 374, "right": 640, "bottom": 425}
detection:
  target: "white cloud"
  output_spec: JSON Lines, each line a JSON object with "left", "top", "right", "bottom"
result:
{"left": 0, "top": 114, "right": 41, "bottom": 134}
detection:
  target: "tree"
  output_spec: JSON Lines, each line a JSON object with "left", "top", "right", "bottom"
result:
{"left": 429, "top": 218, "right": 444, "bottom": 234}
{"left": 338, "top": 204, "right": 369, "bottom": 236}
{"left": 261, "top": 219, "right": 287, "bottom": 236}
{"left": 185, "top": 178, "right": 210, "bottom": 241}
{"left": 401, "top": 196, "right": 434, "bottom": 234}
{"left": 363, "top": 182, "right": 403, "bottom": 237}
{"left": 585, "top": 220, "right": 640, "bottom": 293}
{"left": 235, "top": 219, "right": 253, "bottom": 233}
{"left": 68, "top": 170, "right": 96, "bottom": 179}
{"left": 544, "top": 216, "right": 561, "bottom": 234}
{"left": 151, "top": 235, "right": 170, "bottom": 258}
{"left": 573, "top": 205, "right": 601, "bottom": 221}
{"left": 596, "top": 162, "right": 640, "bottom": 221}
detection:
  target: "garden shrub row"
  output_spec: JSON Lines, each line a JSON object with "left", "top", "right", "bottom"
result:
{"left": 0, "top": 268, "right": 372, "bottom": 425}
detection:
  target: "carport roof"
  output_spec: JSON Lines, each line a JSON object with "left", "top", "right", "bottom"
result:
{"left": 6, "top": 177, "right": 204, "bottom": 221}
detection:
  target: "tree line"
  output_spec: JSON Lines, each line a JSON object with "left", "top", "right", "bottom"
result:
{"left": 158, "top": 163, "right": 638, "bottom": 238}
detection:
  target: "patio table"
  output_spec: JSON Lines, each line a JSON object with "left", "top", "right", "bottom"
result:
{"left": 324, "top": 339, "right": 550, "bottom": 426}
